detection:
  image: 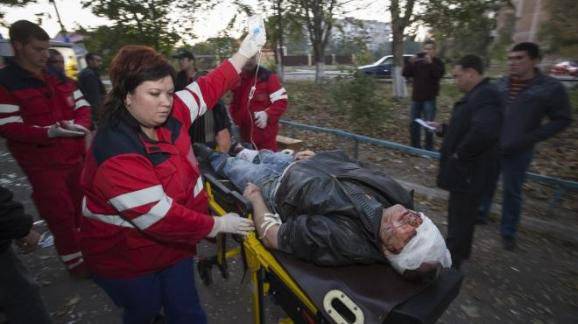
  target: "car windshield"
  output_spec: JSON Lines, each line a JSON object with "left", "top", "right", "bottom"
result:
{"left": 374, "top": 56, "right": 392, "bottom": 66}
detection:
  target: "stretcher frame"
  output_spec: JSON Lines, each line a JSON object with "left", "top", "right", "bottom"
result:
{"left": 199, "top": 171, "right": 463, "bottom": 324}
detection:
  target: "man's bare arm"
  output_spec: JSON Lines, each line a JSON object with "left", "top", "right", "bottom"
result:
{"left": 243, "top": 183, "right": 279, "bottom": 248}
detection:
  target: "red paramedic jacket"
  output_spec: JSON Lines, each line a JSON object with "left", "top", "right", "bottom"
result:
{"left": 80, "top": 60, "right": 239, "bottom": 279}
{"left": 229, "top": 67, "right": 288, "bottom": 151}
{"left": 0, "top": 61, "right": 92, "bottom": 170}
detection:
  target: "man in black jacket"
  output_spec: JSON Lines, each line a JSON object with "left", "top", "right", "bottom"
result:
{"left": 199, "top": 146, "right": 452, "bottom": 277}
{"left": 402, "top": 40, "right": 445, "bottom": 151}
{"left": 78, "top": 53, "right": 106, "bottom": 118}
{"left": 173, "top": 49, "right": 232, "bottom": 152}
{"left": 0, "top": 186, "right": 51, "bottom": 323}
{"left": 428, "top": 55, "right": 503, "bottom": 269}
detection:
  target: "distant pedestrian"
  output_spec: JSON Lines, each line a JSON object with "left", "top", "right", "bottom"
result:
{"left": 479, "top": 42, "right": 572, "bottom": 250}
{"left": 429, "top": 55, "right": 503, "bottom": 269}
{"left": 78, "top": 52, "right": 106, "bottom": 119}
{"left": 402, "top": 40, "right": 445, "bottom": 151}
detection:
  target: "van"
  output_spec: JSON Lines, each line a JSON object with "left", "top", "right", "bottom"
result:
{"left": 0, "top": 39, "right": 86, "bottom": 79}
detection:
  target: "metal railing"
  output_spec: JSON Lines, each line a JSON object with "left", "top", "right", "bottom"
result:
{"left": 280, "top": 119, "right": 578, "bottom": 207}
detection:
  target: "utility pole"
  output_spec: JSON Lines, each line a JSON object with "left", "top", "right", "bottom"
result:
{"left": 49, "top": 0, "right": 68, "bottom": 40}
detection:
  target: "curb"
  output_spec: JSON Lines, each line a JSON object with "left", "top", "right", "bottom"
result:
{"left": 397, "top": 179, "right": 578, "bottom": 245}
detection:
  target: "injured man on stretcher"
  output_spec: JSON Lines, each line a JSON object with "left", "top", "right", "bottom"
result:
{"left": 197, "top": 145, "right": 452, "bottom": 278}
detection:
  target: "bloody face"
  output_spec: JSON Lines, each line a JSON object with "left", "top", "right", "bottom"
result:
{"left": 379, "top": 205, "right": 423, "bottom": 255}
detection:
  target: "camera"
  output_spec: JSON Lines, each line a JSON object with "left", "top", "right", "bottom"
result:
{"left": 416, "top": 52, "right": 426, "bottom": 58}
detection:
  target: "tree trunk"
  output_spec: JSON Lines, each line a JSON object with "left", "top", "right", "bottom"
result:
{"left": 315, "top": 61, "right": 325, "bottom": 82}
{"left": 391, "top": 26, "right": 407, "bottom": 98}
{"left": 276, "top": 0, "right": 285, "bottom": 81}
{"left": 389, "top": 0, "right": 415, "bottom": 98}
{"left": 314, "top": 45, "right": 325, "bottom": 82}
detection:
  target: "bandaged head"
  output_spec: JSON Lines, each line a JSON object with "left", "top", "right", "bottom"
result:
{"left": 386, "top": 213, "right": 452, "bottom": 274}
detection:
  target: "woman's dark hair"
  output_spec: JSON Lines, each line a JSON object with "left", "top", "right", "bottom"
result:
{"left": 98, "top": 45, "right": 176, "bottom": 128}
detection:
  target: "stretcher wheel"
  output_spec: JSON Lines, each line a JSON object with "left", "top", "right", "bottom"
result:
{"left": 198, "top": 260, "right": 213, "bottom": 286}
{"left": 219, "top": 263, "right": 229, "bottom": 279}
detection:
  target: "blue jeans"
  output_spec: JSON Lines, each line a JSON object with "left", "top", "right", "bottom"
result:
{"left": 209, "top": 150, "right": 294, "bottom": 202}
{"left": 209, "top": 150, "right": 294, "bottom": 208}
{"left": 410, "top": 100, "right": 436, "bottom": 150}
{"left": 500, "top": 149, "right": 534, "bottom": 238}
{"left": 93, "top": 258, "right": 206, "bottom": 324}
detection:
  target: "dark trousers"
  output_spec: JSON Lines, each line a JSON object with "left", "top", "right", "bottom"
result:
{"left": 477, "top": 161, "right": 501, "bottom": 222}
{"left": 93, "top": 258, "right": 206, "bottom": 324}
{"left": 0, "top": 247, "right": 51, "bottom": 324}
{"left": 500, "top": 149, "right": 534, "bottom": 238}
{"left": 446, "top": 191, "right": 482, "bottom": 267}
{"left": 410, "top": 100, "right": 436, "bottom": 150}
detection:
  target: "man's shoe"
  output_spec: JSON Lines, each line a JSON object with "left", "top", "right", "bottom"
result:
{"left": 475, "top": 218, "right": 488, "bottom": 225}
{"left": 502, "top": 236, "right": 516, "bottom": 251}
{"left": 193, "top": 143, "right": 214, "bottom": 161}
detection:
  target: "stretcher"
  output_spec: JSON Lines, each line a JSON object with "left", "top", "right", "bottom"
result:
{"left": 197, "top": 157, "right": 463, "bottom": 324}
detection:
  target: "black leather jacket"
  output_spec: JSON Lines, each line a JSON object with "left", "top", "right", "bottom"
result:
{"left": 0, "top": 186, "right": 32, "bottom": 253}
{"left": 275, "top": 151, "right": 414, "bottom": 266}
{"left": 437, "top": 78, "right": 503, "bottom": 193}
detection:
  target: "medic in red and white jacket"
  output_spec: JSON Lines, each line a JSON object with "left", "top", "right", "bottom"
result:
{"left": 229, "top": 66, "right": 288, "bottom": 151}
{"left": 80, "top": 60, "right": 239, "bottom": 279}
{"left": 0, "top": 60, "right": 91, "bottom": 274}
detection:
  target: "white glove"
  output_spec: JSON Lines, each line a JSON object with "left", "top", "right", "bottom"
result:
{"left": 254, "top": 111, "right": 268, "bottom": 129}
{"left": 62, "top": 120, "right": 89, "bottom": 134}
{"left": 47, "top": 123, "right": 85, "bottom": 138}
{"left": 238, "top": 15, "right": 266, "bottom": 58}
{"left": 207, "top": 213, "right": 255, "bottom": 238}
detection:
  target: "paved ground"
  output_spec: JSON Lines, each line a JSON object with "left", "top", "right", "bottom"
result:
{"left": 1, "top": 139, "right": 577, "bottom": 323}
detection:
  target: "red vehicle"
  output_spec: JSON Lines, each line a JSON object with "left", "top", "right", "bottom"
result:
{"left": 549, "top": 60, "right": 578, "bottom": 78}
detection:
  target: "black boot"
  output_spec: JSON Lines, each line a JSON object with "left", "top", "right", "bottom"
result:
{"left": 193, "top": 143, "right": 214, "bottom": 162}
{"left": 502, "top": 235, "right": 517, "bottom": 251}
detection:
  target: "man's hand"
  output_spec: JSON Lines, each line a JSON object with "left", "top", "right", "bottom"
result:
{"left": 425, "top": 121, "right": 441, "bottom": 132}
{"left": 254, "top": 111, "right": 268, "bottom": 129}
{"left": 62, "top": 120, "right": 89, "bottom": 134}
{"left": 243, "top": 183, "right": 264, "bottom": 203}
{"left": 16, "top": 229, "right": 41, "bottom": 254}
{"left": 47, "top": 122, "right": 85, "bottom": 138}
{"left": 424, "top": 53, "right": 433, "bottom": 64}
{"left": 294, "top": 150, "right": 315, "bottom": 161}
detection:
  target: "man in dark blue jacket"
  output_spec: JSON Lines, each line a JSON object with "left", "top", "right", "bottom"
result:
{"left": 78, "top": 52, "right": 105, "bottom": 119}
{"left": 0, "top": 186, "right": 51, "bottom": 323}
{"left": 479, "top": 43, "right": 572, "bottom": 250}
{"left": 429, "top": 55, "right": 503, "bottom": 269}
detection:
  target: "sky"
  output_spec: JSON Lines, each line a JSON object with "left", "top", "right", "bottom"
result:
{"left": 0, "top": 0, "right": 391, "bottom": 43}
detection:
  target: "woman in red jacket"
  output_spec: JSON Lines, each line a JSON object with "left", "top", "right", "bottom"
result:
{"left": 80, "top": 31, "right": 264, "bottom": 323}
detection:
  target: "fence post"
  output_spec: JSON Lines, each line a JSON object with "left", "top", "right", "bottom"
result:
{"left": 308, "top": 54, "right": 312, "bottom": 66}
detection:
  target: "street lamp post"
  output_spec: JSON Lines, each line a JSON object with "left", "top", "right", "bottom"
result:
{"left": 48, "top": 0, "right": 68, "bottom": 41}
